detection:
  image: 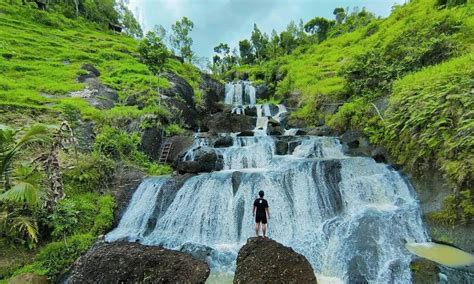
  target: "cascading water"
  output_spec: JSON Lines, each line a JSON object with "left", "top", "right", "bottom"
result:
{"left": 106, "top": 82, "right": 429, "bottom": 283}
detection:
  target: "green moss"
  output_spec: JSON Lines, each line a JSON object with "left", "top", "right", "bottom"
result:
{"left": 13, "top": 234, "right": 95, "bottom": 279}
{"left": 429, "top": 190, "right": 474, "bottom": 225}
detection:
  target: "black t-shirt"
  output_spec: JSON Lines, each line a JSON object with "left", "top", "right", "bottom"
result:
{"left": 253, "top": 198, "right": 268, "bottom": 215}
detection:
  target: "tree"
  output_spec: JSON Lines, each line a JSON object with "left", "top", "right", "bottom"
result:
{"left": 153, "top": 24, "right": 168, "bottom": 44}
{"left": 304, "top": 17, "right": 335, "bottom": 42}
{"left": 333, "top": 7, "right": 346, "bottom": 24}
{"left": 170, "top": 17, "right": 194, "bottom": 62}
{"left": 239, "top": 39, "right": 255, "bottom": 64}
{"left": 138, "top": 31, "right": 170, "bottom": 74}
{"left": 117, "top": 1, "right": 143, "bottom": 38}
{"left": 250, "top": 24, "right": 269, "bottom": 61}
{"left": 266, "top": 30, "right": 282, "bottom": 59}
{"left": 212, "top": 43, "right": 237, "bottom": 74}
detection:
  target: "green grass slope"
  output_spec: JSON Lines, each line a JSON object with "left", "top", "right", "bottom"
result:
{"left": 0, "top": 2, "right": 201, "bottom": 123}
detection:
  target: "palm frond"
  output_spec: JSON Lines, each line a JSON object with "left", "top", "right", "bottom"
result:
{"left": 0, "top": 181, "right": 43, "bottom": 207}
{"left": 11, "top": 215, "right": 39, "bottom": 244}
{"left": 16, "top": 124, "right": 52, "bottom": 149}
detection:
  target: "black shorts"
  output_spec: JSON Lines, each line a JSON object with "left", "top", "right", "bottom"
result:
{"left": 255, "top": 213, "right": 267, "bottom": 224}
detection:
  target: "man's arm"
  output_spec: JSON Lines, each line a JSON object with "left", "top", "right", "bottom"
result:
{"left": 253, "top": 206, "right": 256, "bottom": 216}
{"left": 265, "top": 207, "right": 270, "bottom": 219}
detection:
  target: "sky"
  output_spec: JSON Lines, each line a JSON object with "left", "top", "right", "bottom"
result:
{"left": 126, "top": 0, "right": 404, "bottom": 59}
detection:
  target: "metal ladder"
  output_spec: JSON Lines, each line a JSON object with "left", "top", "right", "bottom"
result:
{"left": 158, "top": 142, "right": 172, "bottom": 164}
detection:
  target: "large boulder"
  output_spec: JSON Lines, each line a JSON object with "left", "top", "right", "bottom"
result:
{"left": 199, "top": 73, "right": 225, "bottom": 114}
{"left": 206, "top": 112, "right": 255, "bottom": 134}
{"left": 161, "top": 72, "right": 199, "bottom": 129}
{"left": 410, "top": 258, "right": 439, "bottom": 284}
{"left": 69, "top": 76, "right": 119, "bottom": 110}
{"left": 77, "top": 63, "right": 101, "bottom": 83}
{"left": 161, "top": 72, "right": 195, "bottom": 107}
{"left": 67, "top": 242, "right": 210, "bottom": 283}
{"left": 139, "top": 127, "right": 163, "bottom": 161}
{"left": 234, "top": 238, "right": 317, "bottom": 283}
{"left": 106, "top": 166, "right": 145, "bottom": 226}
{"left": 166, "top": 135, "right": 195, "bottom": 164}
{"left": 306, "top": 126, "right": 335, "bottom": 137}
{"left": 214, "top": 136, "right": 234, "bottom": 148}
{"left": 255, "top": 84, "right": 271, "bottom": 100}
{"left": 175, "top": 147, "right": 223, "bottom": 174}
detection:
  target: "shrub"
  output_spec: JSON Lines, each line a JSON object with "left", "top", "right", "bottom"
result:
{"left": 48, "top": 199, "right": 80, "bottom": 240}
{"left": 14, "top": 234, "right": 95, "bottom": 279}
{"left": 62, "top": 152, "right": 115, "bottom": 194}
{"left": 384, "top": 55, "right": 473, "bottom": 186}
{"left": 93, "top": 126, "right": 141, "bottom": 160}
{"left": 164, "top": 124, "right": 185, "bottom": 136}
{"left": 138, "top": 31, "right": 170, "bottom": 75}
{"left": 91, "top": 194, "right": 115, "bottom": 235}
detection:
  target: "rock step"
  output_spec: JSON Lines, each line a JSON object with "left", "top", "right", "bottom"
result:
{"left": 234, "top": 238, "right": 317, "bottom": 283}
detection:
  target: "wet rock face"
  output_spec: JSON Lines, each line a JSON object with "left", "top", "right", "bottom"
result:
{"left": 67, "top": 242, "right": 210, "bottom": 284}
{"left": 255, "top": 84, "right": 271, "bottom": 100}
{"left": 139, "top": 127, "right": 163, "bottom": 161}
{"left": 161, "top": 72, "right": 198, "bottom": 129}
{"left": 234, "top": 238, "right": 317, "bottom": 284}
{"left": 107, "top": 166, "right": 145, "bottom": 226}
{"left": 175, "top": 147, "right": 223, "bottom": 174}
{"left": 206, "top": 112, "right": 255, "bottom": 134}
{"left": 161, "top": 72, "right": 195, "bottom": 107}
{"left": 200, "top": 73, "right": 225, "bottom": 114}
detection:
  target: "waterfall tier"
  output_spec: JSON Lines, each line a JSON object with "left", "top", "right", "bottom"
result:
{"left": 106, "top": 136, "right": 428, "bottom": 283}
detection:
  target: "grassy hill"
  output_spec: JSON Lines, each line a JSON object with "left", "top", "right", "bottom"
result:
{"left": 0, "top": 2, "right": 200, "bottom": 123}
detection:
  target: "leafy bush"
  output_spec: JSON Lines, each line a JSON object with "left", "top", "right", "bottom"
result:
{"left": 164, "top": 124, "right": 185, "bottom": 136}
{"left": 384, "top": 55, "right": 473, "bottom": 186}
{"left": 93, "top": 126, "right": 141, "bottom": 160}
{"left": 48, "top": 199, "right": 79, "bottom": 240}
{"left": 91, "top": 194, "right": 115, "bottom": 235}
{"left": 14, "top": 234, "right": 95, "bottom": 279}
{"left": 146, "top": 163, "right": 172, "bottom": 176}
{"left": 47, "top": 193, "right": 115, "bottom": 240}
{"left": 62, "top": 152, "right": 115, "bottom": 194}
{"left": 138, "top": 31, "right": 170, "bottom": 75}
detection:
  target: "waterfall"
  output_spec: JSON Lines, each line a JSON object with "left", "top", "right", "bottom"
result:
{"left": 225, "top": 81, "right": 256, "bottom": 106}
{"left": 106, "top": 135, "right": 428, "bottom": 283}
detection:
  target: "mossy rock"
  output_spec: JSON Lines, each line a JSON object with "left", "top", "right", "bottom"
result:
{"left": 410, "top": 258, "right": 439, "bottom": 284}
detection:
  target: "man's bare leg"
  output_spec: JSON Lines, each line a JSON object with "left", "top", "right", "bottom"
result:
{"left": 255, "top": 222, "right": 260, "bottom": 237}
{"left": 262, "top": 224, "right": 267, "bottom": 239}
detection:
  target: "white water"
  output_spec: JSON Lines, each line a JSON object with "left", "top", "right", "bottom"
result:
{"left": 225, "top": 81, "right": 256, "bottom": 106}
{"left": 107, "top": 135, "right": 428, "bottom": 283}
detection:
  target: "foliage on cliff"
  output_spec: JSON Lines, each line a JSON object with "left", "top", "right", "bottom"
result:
{"left": 228, "top": 0, "right": 473, "bottom": 191}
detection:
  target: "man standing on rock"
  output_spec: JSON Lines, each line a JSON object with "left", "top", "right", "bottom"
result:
{"left": 253, "top": 190, "right": 270, "bottom": 239}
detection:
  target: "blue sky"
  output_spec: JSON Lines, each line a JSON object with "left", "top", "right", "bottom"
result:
{"left": 127, "top": 0, "right": 404, "bottom": 59}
